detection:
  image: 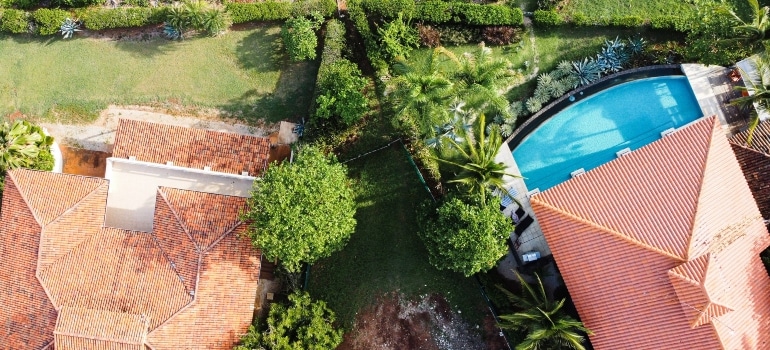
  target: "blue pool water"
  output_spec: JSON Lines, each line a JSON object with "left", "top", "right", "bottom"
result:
{"left": 512, "top": 76, "right": 703, "bottom": 192}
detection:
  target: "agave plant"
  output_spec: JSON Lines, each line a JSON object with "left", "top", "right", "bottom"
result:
{"left": 627, "top": 36, "right": 646, "bottom": 55}
{"left": 604, "top": 36, "right": 625, "bottom": 51}
{"left": 554, "top": 60, "right": 574, "bottom": 79}
{"left": 163, "top": 22, "right": 183, "bottom": 40}
{"left": 598, "top": 47, "right": 623, "bottom": 73}
{"left": 525, "top": 97, "right": 542, "bottom": 114}
{"left": 572, "top": 58, "right": 601, "bottom": 86}
{"left": 552, "top": 79, "right": 570, "bottom": 97}
{"left": 426, "top": 107, "right": 472, "bottom": 148}
{"left": 59, "top": 18, "right": 80, "bottom": 39}
{"left": 534, "top": 85, "right": 552, "bottom": 104}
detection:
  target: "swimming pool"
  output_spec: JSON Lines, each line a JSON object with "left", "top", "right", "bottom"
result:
{"left": 512, "top": 75, "right": 703, "bottom": 192}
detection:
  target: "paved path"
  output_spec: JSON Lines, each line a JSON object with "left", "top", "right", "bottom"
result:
{"left": 522, "top": 15, "right": 541, "bottom": 80}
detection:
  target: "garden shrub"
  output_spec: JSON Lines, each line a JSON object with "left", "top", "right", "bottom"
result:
{"left": 347, "top": 0, "right": 387, "bottom": 71}
{"left": 9, "top": 0, "right": 35, "bottom": 10}
{"left": 33, "top": 8, "right": 70, "bottom": 35}
{"left": 225, "top": 1, "right": 291, "bottom": 24}
{"left": 570, "top": 11, "right": 590, "bottom": 26}
{"left": 1, "top": 9, "right": 30, "bottom": 34}
{"left": 377, "top": 13, "right": 419, "bottom": 60}
{"left": 415, "top": 0, "right": 451, "bottom": 23}
{"left": 454, "top": 4, "right": 522, "bottom": 26}
{"left": 417, "top": 23, "right": 440, "bottom": 47}
{"left": 362, "top": 0, "right": 415, "bottom": 19}
{"left": 434, "top": 24, "right": 479, "bottom": 45}
{"left": 123, "top": 0, "right": 150, "bottom": 7}
{"left": 52, "top": 0, "right": 101, "bottom": 8}
{"left": 309, "top": 19, "right": 345, "bottom": 116}
{"left": 650, "top": 15, "right": 678, "bottom": 30}
{"left": 281, "top": 15, "right": 321, "bottom": 61}
{"left": 610, "top": 15, "right": 644, "bottom": 28}
{"left": 533, "top": 9, "right": 563, "bottom": 27}
{"left": 482, "top": 26, "right": 520, "bottom": 46}
{"left": 314, "top": 59, "right": 369, "bottom": 125}
{"left": 80, "top": 7, "right": 166, "bottom": 30}
{"left": 290, "top": 0, "right": 336, "bottom": 18}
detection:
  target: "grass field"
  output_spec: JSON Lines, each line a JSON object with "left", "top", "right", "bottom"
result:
{"left": 307, "top": 144, "right": 488, "bottom": 329}
{"left": 0, "top": 24, "right": 318, "bottom": 124}
{"left": 558, "top": 0, "right": 695, "bottom": 21}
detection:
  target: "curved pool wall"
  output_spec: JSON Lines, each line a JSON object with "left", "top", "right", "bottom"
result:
{"left": 509, "top": 65, "right": 703, "bottom": 192}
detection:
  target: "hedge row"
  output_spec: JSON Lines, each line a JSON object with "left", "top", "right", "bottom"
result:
{"left": 534, "top": 9, "right": 681, "bottom": 30}
{"left": 310, "top": 18, "right": 345, "bottom": 116}
{"left": 362, "top": 0, "right": 523, "bottom": 26}
{"left": 0, "top": 0, "right": 337, "bottom": 35}
{"left": 226, "top": 0, "right": 336, "bottom": 24}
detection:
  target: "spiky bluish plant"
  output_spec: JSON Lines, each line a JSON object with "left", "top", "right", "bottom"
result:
{"left": 60, "top": 18, "right": 80, "bottom": 39}
{"left": 572, "top": 58, "right": 601, "bottom": 86}
{"left": 627, "top": 36, "right": 645, "bottom": 56}
{"left": 164, "top": 22, "right": 183, "bottom": 40}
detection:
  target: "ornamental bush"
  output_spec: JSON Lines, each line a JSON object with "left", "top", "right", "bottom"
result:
{"left": 52, "top": 0, "right": 101, "bottom": 8}
{"left": 79, "top": 7, "right": 166, "bottom": 30}
{"left": 314, "top": 59, "right": 369, "bottom": 125}
{"left": 225, "top": 1, "right": 292, "bottom": 24}
{"left": 291, "top": 0, "right": 337, "bottom": 18}
{"left": 1, "top": 9, "right": 29, "bottom": 34}
{"left": 454, "top": 4, "right": 521, "bottom": 26}
{"left": 415, "top": 0, "right": 451, "bottom": 23}
{"left": 281, "top": 15, "right": 321, "bottom": 61}
{"left": 533, "top": 9, "right": 563, "bottom": 27}
{"left": 610, "top": 15, "right": 644, "bottom": 27}
{"left": 32, "top": 8, "right": 70, "bottom": 35}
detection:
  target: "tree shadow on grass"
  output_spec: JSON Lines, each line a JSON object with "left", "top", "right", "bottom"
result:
{"left": 234, "top": 24, "right": 284, "bottom": 73}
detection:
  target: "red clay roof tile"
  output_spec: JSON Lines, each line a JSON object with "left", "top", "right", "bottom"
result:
{"left": 54, "top": 306, "right": 148, "bottom": 347}
{"left": 112, "top": 119, "right": 271, "bottom": 176}
{"left": 531, "top": 116, "right": 770, "bottom": 349}
{"left": 729, "top": 122, "right": 770, "bottom": 220}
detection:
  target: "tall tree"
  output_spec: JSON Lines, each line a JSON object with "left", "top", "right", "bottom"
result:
{"left": 726, "top": 0, "right": 770, "bottom": 51}
{"left": 731, "top": 54, "right": 770, "bottom": 145}
{"left": 433, "top": 113, "right": 518, "bottom": 204}
{"left": 498, "top": 272, "right": 592, "bottom": 350}
{"left": 242, "top": 146, "right": 356, "bottom": 273}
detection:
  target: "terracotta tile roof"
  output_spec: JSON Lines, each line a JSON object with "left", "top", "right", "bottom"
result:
{"left": 729, "top": 122, "right": 770, "bottom": 220}
{"left": 112, "top": 119, "right": 271, "bottom": 176}
{"left": 54, "top": 306, "right": 149, "bottom": 348}
{"left": 148, "top": 225, "right": 261, "bottom": 350}
{"left": 531, "top": 116, "right": 770, "bottom": 349}
{"left": 158, "top": 187, "right": 247, "bottom": 251}
{"left": 0, "top": 172, "right": 57, "bottom": 350}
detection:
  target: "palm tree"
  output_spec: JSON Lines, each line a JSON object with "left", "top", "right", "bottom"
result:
{"left": 433, "top": 113, "right": 519, "bottom": 203}
{"left": 498, "top": 272, "right": 592, "bottom": 350}
{"left": 730, "top": 54, "right": 770, "bottom": 145}
{"left": 0, "top": 120, "right": 53, "bottom": 172}
{"left": 726, "top": 0, "right": 770, "bottom": 51}
{"left": 387, "top": 47, "right": 455, "bottom": 137}
{"left": 451, "top": 42, "right": 514, "bottom": 119}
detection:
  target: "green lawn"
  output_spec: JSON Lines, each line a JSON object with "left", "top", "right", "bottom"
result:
{"left": 307, "top": 144, "right": 488, "bottom": 329}
{"left": 0, "top": 24, "right": 318, "bottom": 123}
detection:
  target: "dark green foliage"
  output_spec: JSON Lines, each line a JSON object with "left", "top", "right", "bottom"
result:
{"left": 281, "top": 15, "right": 321, "bottom": 61}
{"left": 226, "top": 1, "right": 291, "bottom": 24}
{"left": 417, "top": 194, "right": 510, "bottom": 277}
{"left": 609, "top": 15, "right": 644, "bottom": 27}
{"left": 315, "top": 59, "right": 369, "bottom": 125}
{"left": 242, "top": 146, "right": 356, "bottom": 273}
{"left": 320, "top": 19, "right": 345, "bottom": 63}
{"left": 680, "top": 0, "right": 753, "bottom": 66}
{"left": 434, "top": 24, "right": 480, "bottom": 45}
{"left": 234, "top": 292, "right": 343, "bottom": 350}
{"left": 347, "top": 0, "right": 388, "bottom": 71}
{"left": 9, "top": 0, "right": 36, "bottom": 10}
{"left": 32, "top": 8, "right": 70, "bottom": 36}
{"left": 51, "top": 0, "right": 101, "bottom": 8}
{"left": 415, "top": 0, "right": 451, "bottom": 23}
{"left": 1, "top": 9, "right": 30, "bottom": 34}
{"left": 362, "top": 0, "right": 415, "bottom": 19}
{"left": 533, "top": 9, "right": 563, "bottom": 27}
{"left": 79, "top": 7, "right": 166, "bottom": 30}
{"left": 291, "top": 0, "right": 337, "bottom": 18}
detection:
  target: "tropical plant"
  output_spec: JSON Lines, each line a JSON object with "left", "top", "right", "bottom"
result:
{"left": 0, "top": 120, "right": 54, "bottom": 172}
{"left": 627, "top": 36, "right": 646, "bottom": 55}
{"left": 426, "top": 101, "right": 472, "bottom": 148}
{"left": 452, "top": 42, "right": 515, "bottom": 118}
{"left": 165, "top": 0, "right": 229, "bottom": 38}
{"left": 59, "top": 18, "right": 80, "bottom": 39}
{"left": 525, "top": 97, "right": 542, "bottom": 114}
{"left": 242, "top": 146, "right": 356, "bottom": 273}
{"left": 388, "top": 47, "right": 454, "bottom": 137}
{"left": 377, "top": 12, "right": 420, "bottom": 61}
{"left": 234, "top": 292, "right": 343, "bottom": 350}
{"left": 163, "top": 22, "right": 182, "bottom": 39}
{"left": 417, "top": 194, "right": 511, "bottom": 277}
{"left": 730, "top": 55, "right": 770, "bottom": 146}
{"left": 281, "top": 14, "right": 322, "bottom": 61}
{"left": 498, "top": 272, "right": 592, "bottom": 350}
{"left": 726, "top": 0, "right": 770, "bottom": 51}
{"left": 571, "top": 58, "right": 601, "bottom": 87}
{"left": 314, "top": 59, "right": 369, "bottom": 125}
{"left": 433, "top": 113, "right": 519, "bottom": 203}
{"left": 199, "top": 7, "right": 231, "bottom": 36}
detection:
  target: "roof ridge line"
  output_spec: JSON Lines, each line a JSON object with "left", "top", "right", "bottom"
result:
{"left": 684, "top": 118, "right": 719, "bottom": 261}
{"left": 36, "top": 181, "right": 109, "bottom": 277}
{"left": 533, "top": 198, "right": 686, "bottom": 261}
{"left": 201, "top": 222, "right": 244, "bottom": 254}
{"left": 157, "top": 188, "right": 203, "bottom": 253}
{"left": 52, "top": 329, "right": 144, "bottom": 345}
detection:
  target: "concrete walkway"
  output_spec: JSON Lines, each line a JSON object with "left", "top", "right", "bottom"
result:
{"left": 682, "top": 64, "right": 748, "bottom": 134}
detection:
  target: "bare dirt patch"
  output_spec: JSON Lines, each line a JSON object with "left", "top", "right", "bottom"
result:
{"left": 339, "top": 293, "right": 509, "bottom": 350}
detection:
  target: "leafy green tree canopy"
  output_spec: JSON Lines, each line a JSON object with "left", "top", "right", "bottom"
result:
{"left": 242, "top": 146, "right": 356, "bottom": 273}
{"left": 417, "top": 194, "right": 510, "bottom": 277}
{"left": 314, "top": 59, "right": 369, "bottom": 125}
{"left": 235, "top": 292, "right": 343, "bottom": 350}
{"left": 281, "top": 14, "right": 322, "bottom": 61}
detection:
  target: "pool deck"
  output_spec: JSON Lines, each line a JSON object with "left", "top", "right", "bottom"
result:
{"left": 682, "top": 63, "right": 749, "bottom": 134}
